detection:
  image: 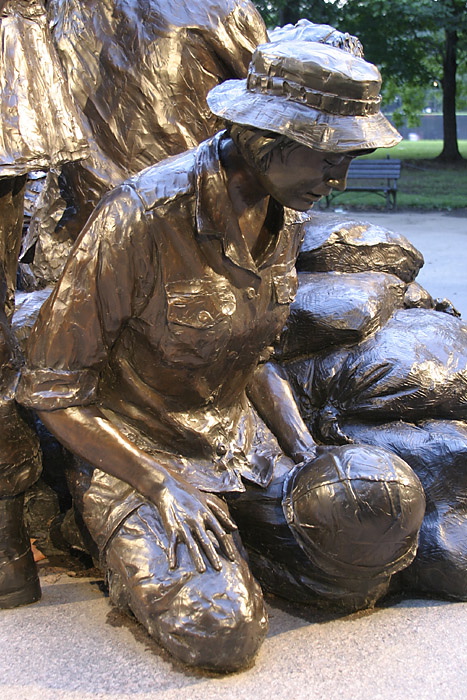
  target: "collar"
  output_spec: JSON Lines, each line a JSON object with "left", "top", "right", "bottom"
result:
{"left": 194, "top": 131, "right": 305, "bottom": 281}
{"left": 195, "top": 131, "right": 261, "bottom": 279}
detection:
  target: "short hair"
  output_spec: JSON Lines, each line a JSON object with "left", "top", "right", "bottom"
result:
{"left": 228, "top": 124, "right": 297, "bottom": 173}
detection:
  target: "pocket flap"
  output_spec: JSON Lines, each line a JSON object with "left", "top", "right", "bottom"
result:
{"left": 166, "top": 278, "right": 236, "bottom": 328}
{"left": 271, "top": 265, "right": 298, "bottom": 305}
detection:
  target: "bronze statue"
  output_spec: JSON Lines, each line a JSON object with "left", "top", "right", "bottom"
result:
{"left": 22, "top": 0, "right": 268, "bottom": 285}
{"left": 17, "top": 35, "right": 426, "bottom": 670}
{"left": 0, "top": 0, "right": 87, "bottom": 607}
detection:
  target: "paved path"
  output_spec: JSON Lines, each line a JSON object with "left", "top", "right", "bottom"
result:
{"left": 2, "top": 211, "right": 467, "bottom": 700}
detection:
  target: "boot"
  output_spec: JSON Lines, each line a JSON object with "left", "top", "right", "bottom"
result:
{"left": 0, "top": 493, "right": 41, "bottom": 608}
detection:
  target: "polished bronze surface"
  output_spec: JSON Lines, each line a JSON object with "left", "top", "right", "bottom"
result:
{"left": 0, "top": 0, "right": 88, "bottom": 176}
{"left": 0, "top": 0, "right": 88, "bottom": 608}
{"left": 22, "top": 0, "right": 268, "bottom": 282}
{"left": 207, "top": 39, "right": 401, "bottom": 152}
{"left": 15, "top": 29, "right": 429, "bottom": 670}
{"left": 3, "top": 10, "right": 465, "bottom": 673}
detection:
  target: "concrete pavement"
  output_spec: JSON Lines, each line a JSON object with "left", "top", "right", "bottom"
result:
{"left": 1, "top": 210, "right": 467, "bottom": 700}
{"left": 2, "top": 571, "right": 467, "bottom": 700}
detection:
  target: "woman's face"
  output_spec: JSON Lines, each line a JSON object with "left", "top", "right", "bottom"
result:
{"left": 258, "top": 141, "right": 355, "bottom": 211}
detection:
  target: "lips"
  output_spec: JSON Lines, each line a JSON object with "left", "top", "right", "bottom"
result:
{"left": 305, "top": 190, "right": 329, "bottom": 200}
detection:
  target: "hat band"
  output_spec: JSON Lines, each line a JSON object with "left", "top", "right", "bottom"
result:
{"left": 247, "top": 73, "right": 382, "bottom": 117}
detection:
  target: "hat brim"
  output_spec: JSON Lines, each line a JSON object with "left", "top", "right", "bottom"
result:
{"left": 207, "top": 79, "right": 402, "bottom": 152}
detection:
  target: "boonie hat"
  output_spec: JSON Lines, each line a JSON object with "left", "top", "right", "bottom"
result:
{"left": 207, "top": 39, "right": 402, "bottom": 152}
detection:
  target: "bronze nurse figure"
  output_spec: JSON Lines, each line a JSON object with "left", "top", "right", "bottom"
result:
{"left": 17, "top": 37, "right": 425, "bottom": 670}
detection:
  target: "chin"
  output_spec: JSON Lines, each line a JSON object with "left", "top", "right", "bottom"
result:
{"left": 289, "top": 199, "right": 317, "bottom": 212}
{"left": 272, "top": 194, "right": 317, "bottom": 211}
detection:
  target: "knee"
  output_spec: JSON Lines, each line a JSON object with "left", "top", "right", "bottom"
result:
{"left": 151, "top": 558, "right": 268, "bottom": 672}
{"left": 105, "top": 508, "right": 268, "bottom": 672}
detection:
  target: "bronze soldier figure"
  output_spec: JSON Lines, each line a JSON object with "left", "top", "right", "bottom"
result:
{"left": 24, "top": 0, "right": 268, "bottom": 284}
{"left": 17, "top": 37, "right": 425, "bottom": 669}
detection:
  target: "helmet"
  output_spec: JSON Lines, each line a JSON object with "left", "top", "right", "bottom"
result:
{"left": 283, "top": 444, "right": 425, "bottom": 579}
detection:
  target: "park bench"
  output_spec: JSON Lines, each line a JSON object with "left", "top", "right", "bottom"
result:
{"left": 326, "top": 157, "right": 402, "bottom": 209}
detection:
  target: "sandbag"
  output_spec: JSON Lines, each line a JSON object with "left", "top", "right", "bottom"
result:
{"left": 403, "top": 282, "right": 461, "bottom": 317}
{"left": 403, "top": 281, "right": 434, "bottom": 310}
{"left": 339, "top": 418, "right": 467, "bottom": 601}
{"left": 276, "top": 270, "right": 406, "bottom": 359}
{"left": 297, "top": 213, "right": 424, "bottom": 282}
{"left": 302, "top": 309, "right": 467, "bottom": 441}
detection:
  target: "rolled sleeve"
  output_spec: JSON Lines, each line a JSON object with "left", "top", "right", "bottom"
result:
{"left": 16, "top": 367, "right": 99, "bottom": 410}
{"left": 16, "top": 184, "right": 155, "bottom": 412}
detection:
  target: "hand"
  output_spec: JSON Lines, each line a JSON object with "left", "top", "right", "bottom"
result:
{"left": 291, "top": 437, "right": 319, "bottom": 465}
{"left": 150, "top": 476, "right": 238, "bottom": 574}
{"left": 291, "top": 448, "right": 318, "bottom": 465}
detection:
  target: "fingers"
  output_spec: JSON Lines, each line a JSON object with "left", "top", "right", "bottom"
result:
{"left": 163, "top": 494, "right": 238, "bottom": 573}
{"left": 203, "top": 512, "right": 237, "bottom": 563}
{"left": 218, "top": 531, "right": 238, "bottom": 562}
{"left": 206, "top": 497, "right": 237, "bottom": 531}
{"left": 165, "top": 514, "right": 207, "bottom": 573}
{"left": 205, "top": 498, "right": 238, "bottom": 562}
{"left": 183, "top": 530, "right": 208, "bottom": 574}
{"left": 173, "top": 518, "right": 221, "bottom": 573}
{"left": 181, "top": 517, "right": 237, "bottom": 572}
{"left": 191, "top": 525, "right": 222, "bottom": 571}
{"left": 167, "top": 532, "right": 178, "bottom": 570}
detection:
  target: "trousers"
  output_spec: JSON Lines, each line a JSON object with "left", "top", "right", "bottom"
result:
{"left": 70, "top": 452, "right": 405, "bottom": 671}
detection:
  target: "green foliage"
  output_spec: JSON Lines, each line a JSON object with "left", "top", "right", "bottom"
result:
{"left": 338, "top": 1, "right": 467, "bottom": 160}
{"left": 253, "top": 0, "right": 340, "bottom": 29}
{"left": 253, "top": 0, "right": 466, "bottom": 102}
{"left": 253, "top": 0, "right": 467, "bottom": 160}
{"left": 338, "top": 0, "right": 438, "bottom": 84}
{"left": 382, "top": 81, "right": 427, "bottom": 128}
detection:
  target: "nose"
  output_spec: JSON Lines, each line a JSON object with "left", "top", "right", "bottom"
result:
{"left": 325, "top": 160, "right": 352, "bottom": 191}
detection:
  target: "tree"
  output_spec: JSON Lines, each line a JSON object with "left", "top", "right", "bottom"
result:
{"left": 254, "top": 0, "right": 467, "bottom": 162}
{"left": 254, "top": 0, "right": 341, "bottom": 29}
{"left": 326, "top": 0, "right": 467, "bottom": 162}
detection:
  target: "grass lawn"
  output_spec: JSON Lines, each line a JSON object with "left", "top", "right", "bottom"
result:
{"left": 323, "top": 140, "right": 467, "bottom": 211}
{"left": 376, "top": 140, "right": 467, "bottom": 160}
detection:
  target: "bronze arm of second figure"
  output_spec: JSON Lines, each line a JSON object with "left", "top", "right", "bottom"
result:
{"left": 36, "top": 405, "right": 238, "bottom": 572}
{"left": 247, "top": 360, "right": 318, "bottom": 464}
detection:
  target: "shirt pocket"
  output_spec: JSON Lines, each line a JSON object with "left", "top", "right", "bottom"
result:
{"left": 270, "top": 264, "right": 298, "bottom": 305}
{"left": 162, "top": 277, "right": 236, "bottom": 366}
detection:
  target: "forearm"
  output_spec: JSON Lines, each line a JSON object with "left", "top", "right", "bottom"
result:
{"left": 247, "top": 361, "right": 316, "bottom": 461}
{"left": 37, "top": 404, "right": 176, "bottom": 499}
{"left": 38, "top": 403, "right": 237, "bottom": 572}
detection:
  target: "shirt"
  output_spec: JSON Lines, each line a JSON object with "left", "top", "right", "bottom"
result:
{"left": 18, "top": 132, "right": 305, "bottom": 494}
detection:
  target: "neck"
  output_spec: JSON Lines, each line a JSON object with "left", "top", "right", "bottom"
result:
{"left": 220, "top": 136, "right": 270, "bottom": 249}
